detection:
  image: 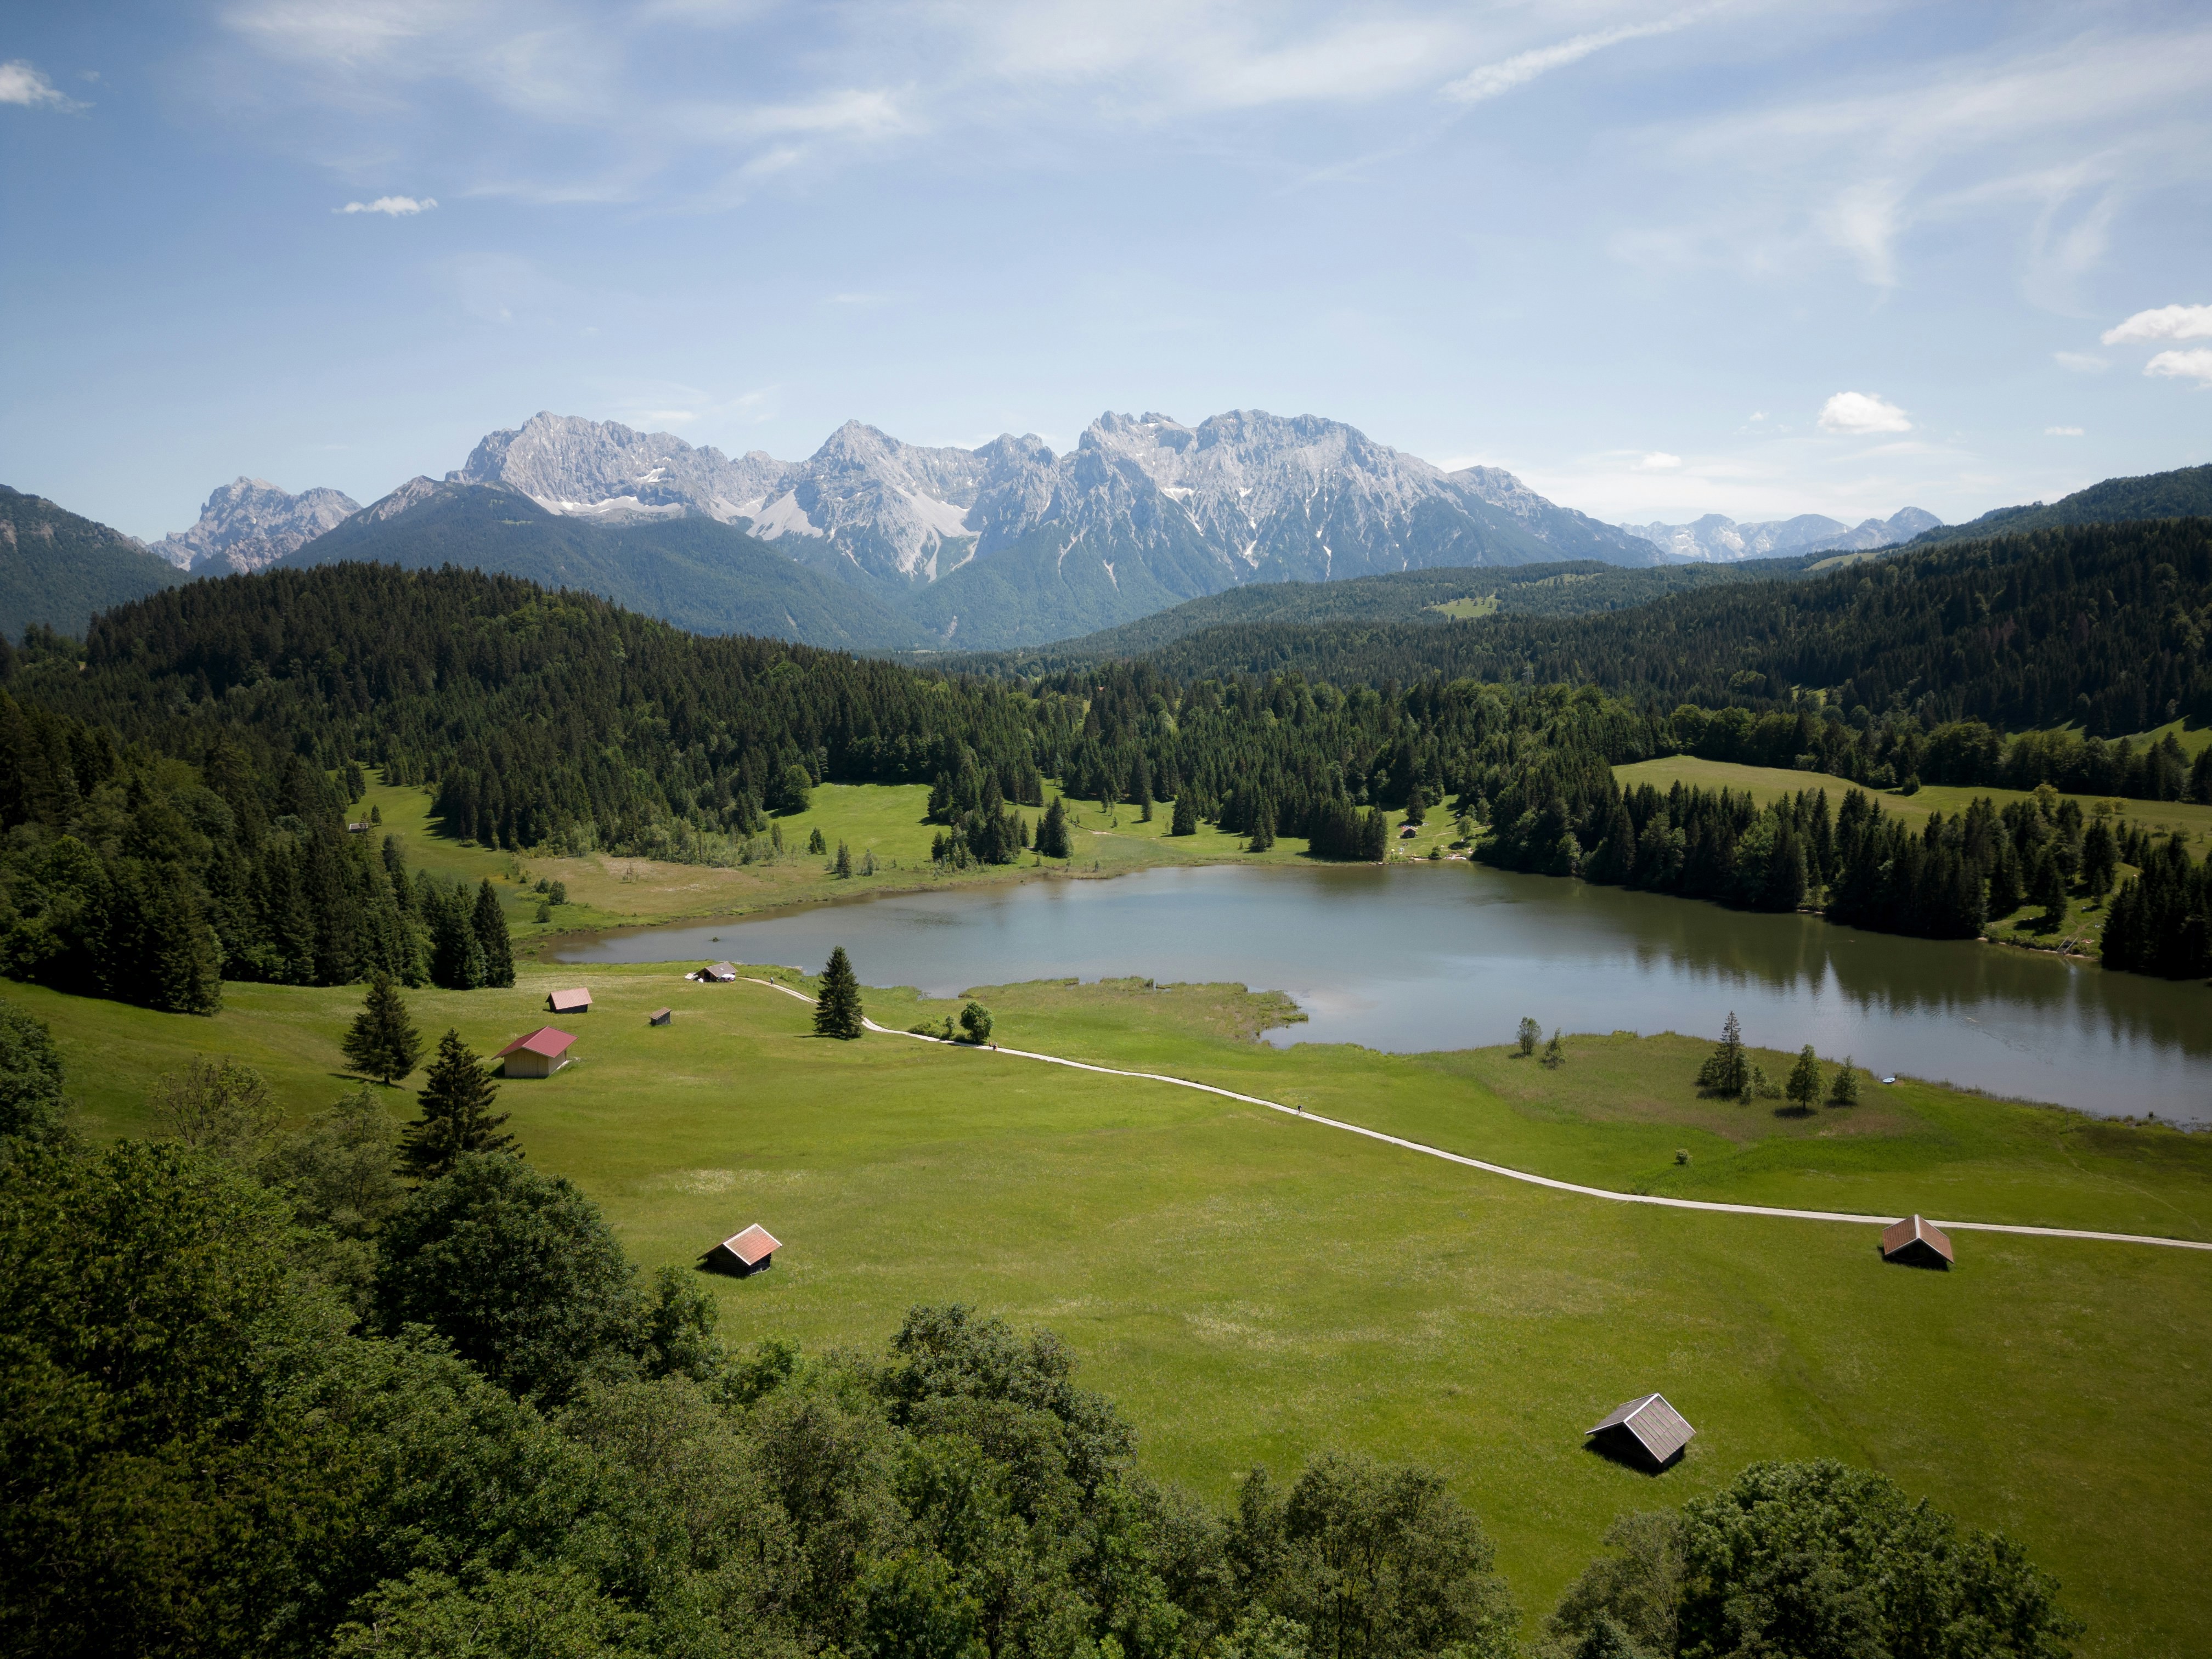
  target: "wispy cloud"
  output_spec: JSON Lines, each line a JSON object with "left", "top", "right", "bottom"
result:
{"left": 1, "top": 59, "right": 87, "bottom": 111}
{"left": 2053, "top": 351, "right": 2107, "bottom": 374}
{"left": 338, "top": 194, "right": 436, "bottom": 215}
{"left": 2103, "top": 302, "right": 2212, "bottom": 344}
{"left": 1442, "top": 8, "right": 1707, "bottom": 106}
{"left": 1818, "top": 392, "right": 1911, "bottom": 435}
{"left": 1634, "top": 452, "right": 1683, "bottom": 471}
{"left": 2045, "top": 425, "right": 2084, "bottom": 436}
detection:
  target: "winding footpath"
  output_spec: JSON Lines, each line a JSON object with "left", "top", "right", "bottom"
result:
{"left": 743, "top": 978, "right": 2212, "bottom": 1255}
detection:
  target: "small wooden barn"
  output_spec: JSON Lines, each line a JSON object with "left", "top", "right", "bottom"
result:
{"left": 690, "top": 962, "right": 738, "bottom": 983}
{"left": 704, "top": 1223, "right": 781, "bottom": 1278}
{"left": 1880, "top": 1214, "right": 1955, "bottom": 1269}
{"left": 648, "top": 1007, "right": 673, "bottom": 1027}
{"left": 1586, "top": 1393, "right": 1695, "bottom": 1469}
{"left": 546, "top": 987, "right": 592, "bottom": 1014}
{"left": 498, "top": 1026, "right": 578, "bottom": 1079}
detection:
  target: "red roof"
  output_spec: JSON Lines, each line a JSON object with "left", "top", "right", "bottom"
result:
{"left": 547, "top": 987, "right": 592, "bottom": 1012}
{"left": 721, "top": 1223, "right": 781, "bottom": 1265}
{"left": 498, "top": 1026, "right": 577, "bottom": 1060}
{"left": 1881, "top": 1214, "right": 1955, "bottom": 1263}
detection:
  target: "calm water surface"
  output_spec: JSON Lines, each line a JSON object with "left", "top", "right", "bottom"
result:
{"left": 556, "top": 862, "right": 2212, "bottom": 1122}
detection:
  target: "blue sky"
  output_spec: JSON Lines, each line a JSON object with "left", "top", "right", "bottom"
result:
{"left": 4, "top": 2, "right": 2209, "bottom": 540}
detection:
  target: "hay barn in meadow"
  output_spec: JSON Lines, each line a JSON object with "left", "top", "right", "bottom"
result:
{"left": 1881, "top": 1214, "right": 1955, "bottom": 1269}
{"left": 691, "top": 962, "right": 737, "bottom": 982}
{"left": 498, "top": 1027, "right": 577, "bottom": 1079}
{"left": 547, "top": 987, "right": 591, "bottom": 1014}
{"left": 1586, "top": 1393, "right": 1695, "bottom": 1468}
{"left": 706, "top": 1224, "right": 781, "bottom": 1278}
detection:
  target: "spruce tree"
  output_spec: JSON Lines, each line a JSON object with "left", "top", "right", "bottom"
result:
{"left": 1829, "top": 1057, "right": 1860, "bottom": 1106}
{"left": 472, "top": 879, "right": 515, "bottom": 988}
{"left": 398, "top": 1029, "right": 514, "bottom": 1181}
{"left": 814, "top": 946, "right": 864, "bottom": 1040}
{"left": 1170, "top": 794, "right": 1197, "bottom": 837}
{"left": 1697, "top": 1011, "right": 1750, "bottom": 1096}
{"left": 834, "top": 840, "right": 854, "bottom": 878}
{"left": 343, "top": 972, "right": 424, "bottom": 1084}
{"left": 1038, "top": 796, "right": 1071, "bottom": 859}
{"left": 1541, "top": 1027, "right": 1566, "bottom": 1069}
{"left": 1785, "top": 1044, "right": 1822, "bottom": 1112}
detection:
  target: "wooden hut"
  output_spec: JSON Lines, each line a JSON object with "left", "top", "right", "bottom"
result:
{"left": 705, "top": 1223, "right": 781, "bottom": 1278}
{"left": 648, "top": 1007, "right": 673, "bottom": 1026}
{"left": 1880, "top": 1214, "right": 1955, "bottom": 1269}
{"left": 547, "top": 986, "right": 592, "bottom": 1014}
{"left": 1586, "top": 1393, "right": 1695, "bottom": 1469}
{"left": 690, "top": 962, "right": 738, "bottom": 983}
{"left": 498, "top": 1026, "right": 577, "bottom": 1079}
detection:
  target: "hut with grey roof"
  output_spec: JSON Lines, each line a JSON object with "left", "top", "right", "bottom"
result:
{"left": 1586, "top": 1393, "right": 1695, "bottom": 1469}
{"left": 691, "top": 962, "right": 738, "bottom": 983}
{"left": 1880, "top": 1214, "right": 1955, "bottom": 1269}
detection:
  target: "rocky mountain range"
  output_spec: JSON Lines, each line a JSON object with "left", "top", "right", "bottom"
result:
{"left": 423, "top": 408, "right": 1660, "bottom": 643}
{"left": 1618, "top": 506, "right": 1940, "bottom": 563}
{"left": 149, "top": 477, "right": 363, "bottom": 574}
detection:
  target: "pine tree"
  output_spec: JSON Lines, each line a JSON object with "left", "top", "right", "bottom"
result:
{"left": 427, "top": 884, "right": 486, "bottom": 990}
{"left": 1829, "top": 1057, "right": 1860, "bottom": 1106}
{"left": 343, "top": 972, "right": 424, "bottom": 1084}
{"left": 834, "top": 840, "right": 853, "bottom": 878}
{"left": 472, "top": 879, "right": 515, "bottom": 988}
{"left": 814, "top": 946, "right": 864, "bottom": 1040}
{"left": 1785, "top": 1044, "right": 1822, "bottom": 1112}
{"left": 1248, "top": 803, "right": 1276, "bottom": 853}
{"left": 1170, "top": 794, "right": 1197, "bottom": 837}
{"left": 398, "top": 1029, "right": 514, "bottom": 1181}
{"left": 1541, "top": 1027, "right": 1566, "bottom": 1069}
{"left": 1697, "top": 1011, "right": 1750, "bottom": 1096}
{"left": 1037, "top": 796, "right": 1071, "bottom": 859}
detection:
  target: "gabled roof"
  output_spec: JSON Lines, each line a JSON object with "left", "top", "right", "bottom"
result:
{"left": 721, "top": 1223, "right": 781, "bottom": 1265}
{"left": 694, "top": 962, "right": 737, "bottom": 980}
{"left": 1588, "top": 1393, "right": 1695, "bottom": 1464}
{"left": 498, "top": 1026, "right": 577, "bottom": 1060}
{"left": 547, "top": 987, "right": 591, "bottom": 1011}
{"left": 1881, "top": 1214, "right": 1955, "bottom": 1263}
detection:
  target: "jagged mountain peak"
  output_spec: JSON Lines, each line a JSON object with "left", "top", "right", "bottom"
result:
{"left": 1621, "top": 505, "right": 1942, "bottom": 562}
{"left": 148, "top": 476, "right": 362, "bottom": 574}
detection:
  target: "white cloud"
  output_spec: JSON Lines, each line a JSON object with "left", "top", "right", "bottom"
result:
{"left": 1634, "top": 452, "right": 1683, "bottom": 471}
{"left": 644, "top": 409, "right": 697, "bottom": 424}
{"left": 2045, "top": 426, "right": 2084, "bottom": 436}
{"left": 2144, "top": 348, "right": 2212, "bottom": 386}
{"left": 338, "top": 194, "right": 436, "bottom": 215}
{"left": 0, "top": 59, "right": 85, "bottom": 111}
{"left": 1441, "top": 9, "right": 1706, "bottom": 106}
{"left": 2102, "top": 303, "right": 2212, "bottom": 345}
{"left": 2053, "top": 351, "right": 2107, "bottom": 374}
{"left": 1818, "top": 391, "right": 1912, "bottom": 435}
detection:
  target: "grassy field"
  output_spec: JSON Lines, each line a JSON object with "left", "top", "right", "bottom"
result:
{"left": 19, "top": 965, "right": 2211, "bottom": 1657}
{"left": 366, "top": 772, "right": 1457, "bottom": 961}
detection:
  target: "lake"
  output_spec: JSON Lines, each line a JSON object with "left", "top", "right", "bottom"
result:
{"left": 555, "top": 862, "right": 2212, "bottom": 1122}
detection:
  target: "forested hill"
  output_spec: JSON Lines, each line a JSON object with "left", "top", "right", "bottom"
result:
{"left": 0, "top": 484, "right": 184, "bottom": 640}
{"left": 1906, "top": 462, "right": 2212, "bottom": 549}
{"left": 933, "top": 556, "right": 1806, "bottom": 675}
{"left": 1116, "top": 518, "right": 2212, "bottom": 736}
{"left": 286, "top": 481, "right": 933, "bottom": 650}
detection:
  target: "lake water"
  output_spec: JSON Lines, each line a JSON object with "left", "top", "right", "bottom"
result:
{"left": 555, "top": 862, "right": 2212, "bottom": 1122}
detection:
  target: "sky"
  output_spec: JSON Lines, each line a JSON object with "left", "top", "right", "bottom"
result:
{"left": 3, "top": 1, "right": 2210, "bottom": 542}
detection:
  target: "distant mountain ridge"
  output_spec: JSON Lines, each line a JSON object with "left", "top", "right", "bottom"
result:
{"left": 0, "top": 486, "right": 185, "bottom": 640}
{"left": 149, "top": 477, "right": 362, "bottom": 573}
{"left": 1620, "top": 506, "right": 1938, "bottom": 562}
{"left": 1904, "top": 463, "right": 2212, "bottom": 548}
{"left": 419, "top": 407, "right": 1662, "bottom": 647}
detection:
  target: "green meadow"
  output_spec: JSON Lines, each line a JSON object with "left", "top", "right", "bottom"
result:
{"left": 20, "top": 961, "right": 2211, "bottom": 1658}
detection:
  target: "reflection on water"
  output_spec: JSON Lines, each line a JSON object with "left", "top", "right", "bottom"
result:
{"left": 556, "top": 863, "right": 2211, "bottom": 1121}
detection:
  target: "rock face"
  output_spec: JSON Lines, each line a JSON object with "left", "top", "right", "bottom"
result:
{"left": 1620, "top": 506, "right": 1940, "bottom": 562}
{"left": 150, "top": 478, "right": 362, "bottom": 574}
{"left": 437, "top": 408, "right": 1659, "bottom": 608}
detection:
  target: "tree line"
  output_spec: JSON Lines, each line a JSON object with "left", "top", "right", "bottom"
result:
{"left": 0, "top": 1005, "right": 2083, "bottom": 1659}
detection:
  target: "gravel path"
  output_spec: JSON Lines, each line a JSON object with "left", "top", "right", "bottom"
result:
{"left": 742, "top": 978, "right": 2212, "bottom": 1254}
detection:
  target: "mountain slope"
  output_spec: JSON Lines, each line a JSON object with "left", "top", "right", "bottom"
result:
{"left": 0, "top": 485, "right": 185, "bottom": 639}
{"left": 283, "top": 480, "right": 933, "bottom": 650}
{"left": 149, "top": 477, "right": 363, "bottom": 573}
{"left": 1909, "top": 463, "right": 2212, "bottom": 548}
